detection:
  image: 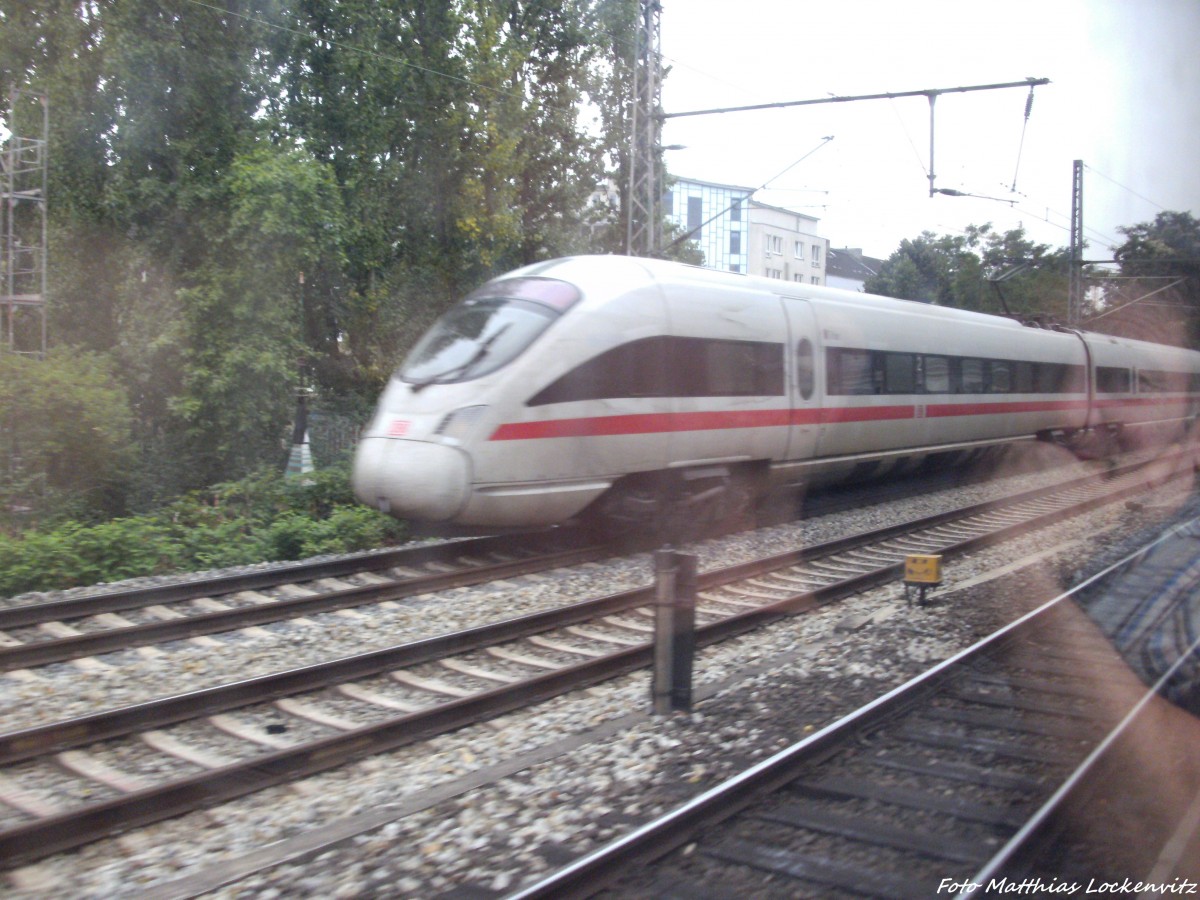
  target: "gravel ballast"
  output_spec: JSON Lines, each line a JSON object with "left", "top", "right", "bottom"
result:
{"left": 3, "top": 450, "right": 1198, "bottom": 898}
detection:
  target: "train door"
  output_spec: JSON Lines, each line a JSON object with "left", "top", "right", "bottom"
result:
{"left": 781, "top": 296, "right": 821, "bottom": 462}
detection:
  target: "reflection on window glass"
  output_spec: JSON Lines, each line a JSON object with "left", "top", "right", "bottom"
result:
{"left": 924, "top": 356, "right": 951, "bottom": 393}
{"left": 796, "top": 338, "right": 815, "bottom": 400}
{"left": 400, "top": 278, "right": 579, "bottom": 385}
{"left": 961, "top": 358, "right": 986, "bottom": 393}
{"left": 827, "top": 347, "right": 1092, "bottom": 397}
{"left": 831, "top": 348, "right": 876, "bottom": 395}
{"left": 991, "top": 360, "right": 1011, "bottom": 393}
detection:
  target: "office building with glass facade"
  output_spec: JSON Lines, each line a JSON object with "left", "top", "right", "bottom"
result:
{"left": 664, "top": 177, "right": 828, "bottom": 284}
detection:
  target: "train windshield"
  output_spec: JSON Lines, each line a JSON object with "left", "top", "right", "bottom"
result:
{"left": 400, "top": 277, "right": 581, "bottom": 387}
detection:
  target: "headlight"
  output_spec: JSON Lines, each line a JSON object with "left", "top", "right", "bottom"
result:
{"left": 435, "top": 405, "right": 489, "bottom": 445}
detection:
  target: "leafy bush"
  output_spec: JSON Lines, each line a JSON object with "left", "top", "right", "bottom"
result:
{"left": 0, "top": 465, "right": 407, "bottom": 598}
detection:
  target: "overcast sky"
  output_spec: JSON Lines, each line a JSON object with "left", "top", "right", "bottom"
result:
{"left": 658, "top": 0, "right": 1200, "bottom": 261}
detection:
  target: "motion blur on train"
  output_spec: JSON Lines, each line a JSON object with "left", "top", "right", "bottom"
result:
{"left": 352, "top": 255, "right": 1200, "bottom": 538}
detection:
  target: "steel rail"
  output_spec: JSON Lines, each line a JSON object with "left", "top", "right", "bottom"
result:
{"left": 508, "top": 517, "right": 1197, "bottom": 900}
{"left": 0, "top": 457, "right": 1187, "bottom": 867}
{"left": 0, "top": 453, "right": 1179, "bottom": 764}
{"left": 1, "top": 455, "right": 1176, "bottom": 673}
{"left": 960, "top": 534, "right": 1200, "bottom": 893}
{"left": 0, "top": 543, "right": 606, "bottom": 671}
{"left": 0, "top": 531, "right": 577, "bottom": 629}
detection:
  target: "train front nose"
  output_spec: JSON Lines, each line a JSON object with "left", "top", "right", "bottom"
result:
{"left": 352, "top": 437, "right": 471, "bottom": 522}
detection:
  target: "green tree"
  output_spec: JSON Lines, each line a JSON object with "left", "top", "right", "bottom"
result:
{"left": 1107, "top": 211, "right": 1200, "bottom": 346}
{"left": 865, "top": 231, "right": 982, "bottom": 307}
{"left": 170, "top": 145, "right": 346, "bottom": 487}
{"left": 0, "top": 348, "right": 134, "bottom": 521}
{"left": 865, "top": 224, "right": 1070, "bottom": 321}
{"left": 2, "top": 0, "right": 637, "bottom": 510}
{"left": 264, "top": 0, "right": 628, "bottom": 394}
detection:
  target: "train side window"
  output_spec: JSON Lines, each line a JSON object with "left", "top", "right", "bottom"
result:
{"left": 1138, "top": 369, "right": 1180, "bottom": 393}
{"left": 947, "top": 357, "right": 963, "bottom": 393}
{"left": 671, "top": 337, "right": 785, "bottom": 397}
{"left": 1096, "top": 366, "right": 1131, "bottom": 394}
{"left": 884, "top": 353, "right": 916, "bottom": 394}
{"left": 960, "top": 358, "right": 986, "bottom": 393}
{"left": 990, "top": 360, "right": 1012, "bottom": 393}
{"left": 922, "top": 355, "right": 951, "bottom": 393}
{"left": 1033, "top": 362, "right": 1055, "bottom": 393}
{"left": 827, "top": 348, "right": 876, "bottom": 395}
{"left": 1053, "top": 363, "right": 1086, "bottom": 393}
{"left": 1013, "top": 361, "right": 1034, "bottom": 393}
{"left": 526, "top": 337, "right": 668, "bottom": 406}
{"left": 796, "top": 338, "right": 815, "bottom": 400}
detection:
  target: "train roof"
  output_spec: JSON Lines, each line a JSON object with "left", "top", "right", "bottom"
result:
{"left": 498, "top": 256, "right": 1200, "bottom": 360}
{"left": 512, "top": 255, "right": 1038, "bottom": 331}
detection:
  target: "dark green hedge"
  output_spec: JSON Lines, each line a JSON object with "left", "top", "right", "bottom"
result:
{"left": 0, "top": 465, "right": 407, "bottom": 598}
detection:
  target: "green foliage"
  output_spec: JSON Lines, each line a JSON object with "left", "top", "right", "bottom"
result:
{"left": 0, "top": 348, "right": 135, "bottom": 520}
{"left": 865, "top": 224, "right": 1070, "bottom": 320}
{"left": 5, "top": 0, "right": 635, "bottom": 511}
{"left": 0, "top": 464, "right": 407, "bottom": 598}
{"left": 160, "top": 145, "right": 349, "bottom": 488}
{"left": 1110, "top": 211, "right": 1200, "bottom": 345}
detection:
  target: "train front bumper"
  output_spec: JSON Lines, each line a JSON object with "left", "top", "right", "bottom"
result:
{"left": 352, "top": 437, "right": 471, "bottom": 522}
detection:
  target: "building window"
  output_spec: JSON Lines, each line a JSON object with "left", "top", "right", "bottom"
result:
{"left": 811, "top": 245, "right": 822, "bottom": 265}
{"left": 730, "top": 231, "right": 741, "bottom": 254}
{"left": 730, "top": 199, "right": 741, "bottom": 222}
{"left": 687, "top": 197, "right": 703, "bottom": 239}
{"left": 811, "top": 276, "right": 820, "bottom": 285}
{"left": 794, "top": 241, "right": 805, "bottom": 259}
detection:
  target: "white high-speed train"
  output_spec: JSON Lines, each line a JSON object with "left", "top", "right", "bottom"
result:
{"left": 352, "top": 256, "right": 1200, "bottom": 535}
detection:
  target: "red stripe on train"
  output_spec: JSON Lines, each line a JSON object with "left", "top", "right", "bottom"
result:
{"left": 488, "top": 398, "right": 1098, "bottom": 441}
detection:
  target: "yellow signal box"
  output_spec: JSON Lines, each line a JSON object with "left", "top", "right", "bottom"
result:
{"left": 904, "top": 554, "right": 942, "bottom": 606}
{"left": 904, "top": 554, "right": 942, "bottom": 584}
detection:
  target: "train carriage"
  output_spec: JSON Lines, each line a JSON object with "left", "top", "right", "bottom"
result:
{"left": 353, "top": 256, "right": 1200, "bottom": 534}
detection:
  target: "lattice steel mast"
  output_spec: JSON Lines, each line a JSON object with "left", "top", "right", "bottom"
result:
{"left": 1, "top": 90, "right": 48, "bottom": 357}
{"left": 625, "top": 0, "right": 663, "bottom": 257}
{"left": 1068, "top": 159, "right": 1084, "bottom": 327}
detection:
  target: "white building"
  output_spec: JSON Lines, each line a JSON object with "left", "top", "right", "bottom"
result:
{"left": 747, "top": 200, "right": 827, "bottom": 284}
{"left": 663, "top": 177, "right": 828, "bottom": 284}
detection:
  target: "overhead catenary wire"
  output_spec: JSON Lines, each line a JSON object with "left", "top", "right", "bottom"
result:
{"left": 1084, "top": 164, "right": 1169, "bottom": 214}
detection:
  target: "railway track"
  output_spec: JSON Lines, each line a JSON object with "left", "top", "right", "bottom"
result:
{"left": 0, "top": 453, "right": 1158, "bottom": 673}
{"left": 0, "top": 452, "right": 1191, "bottom": 869}
{"left": 511, "top": 522, "right": 1200, "bottom": 899}
{"left": 0, "top": 446, "right": 1016, "bottom": 673}
{"left": 0, "top": 531, "right": 604, "bottom": 670}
